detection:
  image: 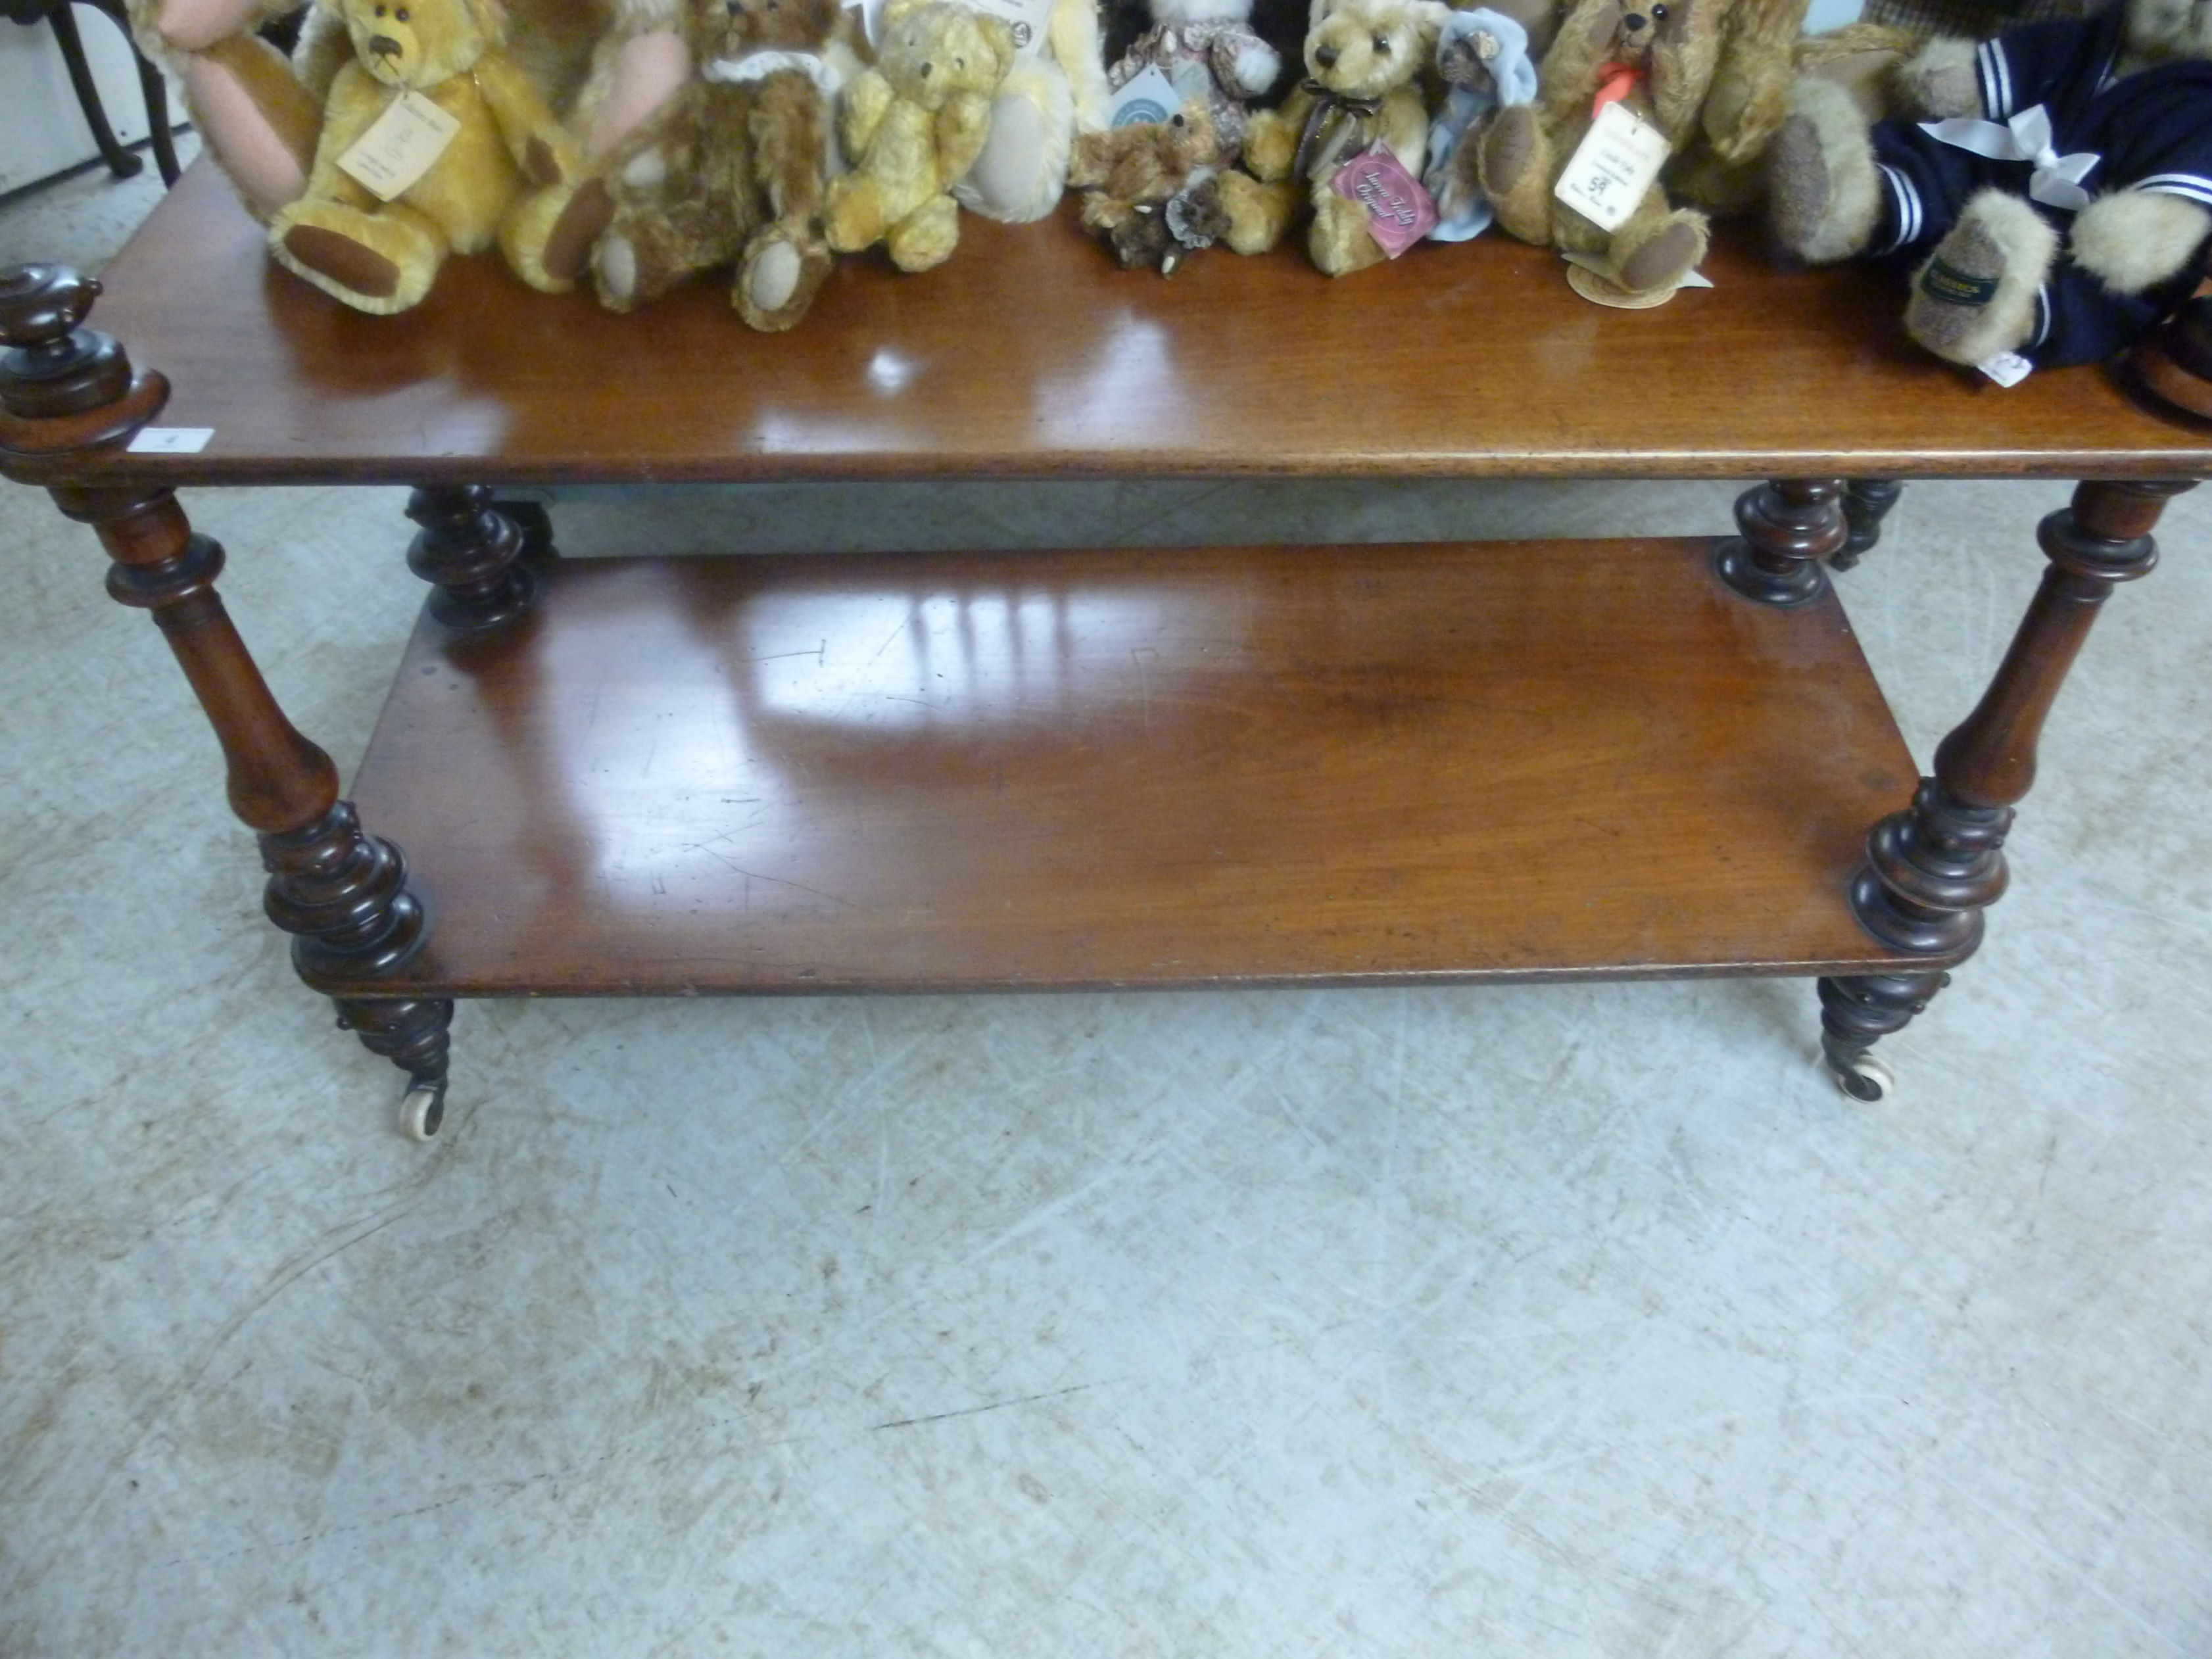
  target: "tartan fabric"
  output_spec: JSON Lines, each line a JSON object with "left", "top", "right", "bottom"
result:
{"left": 1863, "top": 0, "right": 2109, "bottom": 35}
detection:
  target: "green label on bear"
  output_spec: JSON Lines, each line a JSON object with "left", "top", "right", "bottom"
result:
{"left": 1919, "top": 257, "right": 2000, "bottom": 310}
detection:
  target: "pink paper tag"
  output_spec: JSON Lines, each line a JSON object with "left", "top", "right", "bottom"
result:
{"left": 1328, "top": 145, "right": 1438, "bottom": 258}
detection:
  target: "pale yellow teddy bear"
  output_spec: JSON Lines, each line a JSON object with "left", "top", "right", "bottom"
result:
{"left": 825, "top": 0, "right": 1018, "bottom": 271}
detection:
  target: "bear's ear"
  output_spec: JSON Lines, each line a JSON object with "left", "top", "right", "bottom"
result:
{"left": 1409, "top": 0, "right": 1451, "bottom": 46}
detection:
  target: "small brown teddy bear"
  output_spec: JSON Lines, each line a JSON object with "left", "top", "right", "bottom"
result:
{"left": 1476, "top": 0, "right": 1810, "bottom": 297}
{"left": 266, "top": 0, "right": 586, "bottom": 314}
{"left": 825, "top": 0, "right": 1017, "bottom": 272}
{"left": 586, "top": 0, "right": 844, "bottom": 330}
{"left": 1208, "top": 0, "right": 1450, "bottom": 276}
{"left": 1070, "top": 102, "right": 1228, "bottom": 269}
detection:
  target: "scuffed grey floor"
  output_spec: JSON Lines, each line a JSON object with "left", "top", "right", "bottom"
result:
{"left": 6, "top": 157, "right": 2212, "bottom": 1658}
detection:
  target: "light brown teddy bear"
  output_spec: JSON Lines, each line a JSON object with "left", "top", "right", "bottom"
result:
{"left": 825, "top": 0, "right": 1017, "bottom": 272}
{"left": 1476, "top": 0, "right": 1810, "bottom": 297}
{"left": 1207, "top": 0, "right": 1449, "bottom": 275}
{"left": 585, "top": 0, "right": 844, "bottom": 330}
{"left": 266, "top": 0, "right": 587, "bottom": 313}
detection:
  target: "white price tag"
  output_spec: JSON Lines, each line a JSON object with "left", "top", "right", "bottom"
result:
{"left": 1554, "top": 101, "right": 1669, "bottom": 233}
{"left": 126, "top": 427, "right": 215, "bottom": 454}
{"left": 337, "top": 89, "right": 462, "bottom": 202}
{"left": 1107, "top": 63, "right": 1182, "bottom": 126}
{"left": 961, "top": 0, "right": 1056, "bottom": 60}
{"left": 1978, "top": 350, "right": 2033, "bottom": 387}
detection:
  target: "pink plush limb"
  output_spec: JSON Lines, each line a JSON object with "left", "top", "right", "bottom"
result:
{"left": 151, "top": 0, "right": 263, "bottom": 53}
{"left": 184, "top": 52, "right": 308, "bottom": 211}
{"left": 588, "top": 30, "right": 690, "bottom": 159}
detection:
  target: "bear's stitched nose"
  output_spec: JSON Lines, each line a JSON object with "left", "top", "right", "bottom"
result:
{"left": 369, "top": 33, "right": 401, "bottom": 54}
{"left": 920, "top": 59, "right": 934, "bottom": 75}
{"left": 1622, "top": 12, "right": 1647, "bottom": 27}
{"left": 1314, "top": 41, "right": 1339, "bottom": 66}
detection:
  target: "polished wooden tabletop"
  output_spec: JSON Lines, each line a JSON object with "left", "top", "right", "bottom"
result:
{"left": 70, "top": 164, "right": 2212, "bottom": 486}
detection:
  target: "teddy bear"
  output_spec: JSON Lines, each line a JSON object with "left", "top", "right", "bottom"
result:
{"left": 1766, "top": 0, "right": 2212, "bottom": 373}
{"left": 127, "top": 0, "right": 688, "bottom": 262}
{"left": 1423, "top": 7, "right": 1539, "bottom": 242}
{"left": 1205, "top": 0, "right": 1449, "bottom": 275}
{"left": 1069, "top": 100, "right": 1232, "bottom": 268}
{"left": 1105, "top": 0, "right": 1281, "bottom": 162}
{"left": 582, "top": 0, "right": 844, "bottom": 330}
{"left": 825, "top": 0, "right": 1018, "bottom": 271}
{"left": 262, "top": 0, "right": 589, "bottom": 313}
{"left": 950, "top": 0, "right": 1115, "bottom": 224}
{"left": 1474, "top": 0, "right": 1811, "bottom": 298}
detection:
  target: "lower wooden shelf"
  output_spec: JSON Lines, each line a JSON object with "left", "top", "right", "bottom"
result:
{"left": 335, "top": 537, "right": 1939, "bottom": 998}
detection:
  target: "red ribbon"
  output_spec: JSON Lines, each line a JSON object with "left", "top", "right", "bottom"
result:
{"left": 1592, "top": 61, "right": 1644, "bottom": 117}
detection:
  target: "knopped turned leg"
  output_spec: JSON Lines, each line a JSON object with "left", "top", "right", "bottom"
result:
{"left": 1, "top": 264, "right": 452, "bottom": 1138}
{"left": 1817, "top": 478, "right": 2192, "bottom": 1099}
{"left": 404, "top": 483, "right": 543, "bottom": 629}
{"left": 1714, "top": 479, "right": 1848, "bottom": 606}
{"left": 1832, "top": 479, "right": 1905, "bottom": 573}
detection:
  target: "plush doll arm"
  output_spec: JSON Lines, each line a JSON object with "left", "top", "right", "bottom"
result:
{"left": 1050, "top": 0, "right": 1113, "bottom": 129}
{"left": 474, "top": 49, "right": 587, "bottom": 187}
{"left": 1207, "top": 24, "right": 1282, "bottom": 100}
{"left": 1696, "top": 0, "right": 1806, "bottom": 166}
{"left": 295, "top": 60, "right": 391, "bottom": 203}
{"left": 840, "top": 67, "right": 896, "bottom": 159}
{"left": 1892, "top": 36, "right": 1981, "bottom": 121}
{"left": 1241, "top": 89, "right": 1309, "bottom": 182}
{"left": 1380, "top": 85, "right": 1428, "bottom": 173}
{"left": 2073, "top": 189, "right": 2212, "bottom": 297}
{"left": 935, "top": 88, "right": 996, "bottom": 183}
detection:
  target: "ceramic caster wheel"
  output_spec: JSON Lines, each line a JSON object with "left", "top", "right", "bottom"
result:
{"left": 398, "top": 1078, "right": 447, "bottom": 1142}
{"left": 1830, "top": 1052, "right": 1894, "bottom": 1104}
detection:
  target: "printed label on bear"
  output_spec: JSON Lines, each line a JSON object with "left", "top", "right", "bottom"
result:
{"left": 1107, "top": 64, "right": 1184, "bottom": 127}
{"left": 1553, "top": 101, "right": 1668, "bottom": 234}
{"left": 1328, "top": 145, "right": 1437, "bottom": 257}
{"left": 960, "top": 0, "right": 1056, "bottom": 61}
{"left": 1919, "top": 256, "right": 2001, "bottom": 310}
{"left": 337, "top": 90, "right": 462, "bottom": 203}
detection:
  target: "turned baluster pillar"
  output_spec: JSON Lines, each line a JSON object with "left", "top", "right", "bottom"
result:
{"left": 404, "top": 483, "right": 541, "bottom": 627}
{"left": 1715, "top": 478, "right": 1849, "bottom": 606}
{"left": 0, "top": 264, "right": 452, "bottom": 1127}
{"left": 1832, "top": 479, "right": 1906, "bottom": 572}
{"left": 1817, "top": 478, "right": 2190, "bottom": 1097}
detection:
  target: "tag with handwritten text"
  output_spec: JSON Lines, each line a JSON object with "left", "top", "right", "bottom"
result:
{"left": 337, "top": 89, "right": 461, "bottom": 201}
{"left": 1554, "top": 101, "right": 1668, "bottom": 233}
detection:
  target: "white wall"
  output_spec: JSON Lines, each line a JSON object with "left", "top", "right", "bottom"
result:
{"left": 0, "top": 7, "right": 174, "bottom": 195}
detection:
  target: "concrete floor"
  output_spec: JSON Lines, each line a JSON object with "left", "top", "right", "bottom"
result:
{"left": 5, "top": 152, "right": 2212, "bottom": 1658}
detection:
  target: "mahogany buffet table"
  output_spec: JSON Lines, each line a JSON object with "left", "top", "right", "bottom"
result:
{"left": 5, "top": 165, "right": 2205, "bottom": 1139}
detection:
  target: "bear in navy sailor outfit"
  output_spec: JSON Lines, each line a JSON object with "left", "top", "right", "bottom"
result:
{"left": 1767, "top": 0, "right": 2212, "bottom": 372}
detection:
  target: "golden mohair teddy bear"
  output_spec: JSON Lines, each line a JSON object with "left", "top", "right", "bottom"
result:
{"left": 825, "top": 0, "right": 1018, "bottom": 271}
{"left": 585, "top": 0, "right": 845, "bottom": 329}
{"left": 127, "top": 0, "right": 689, "bottom": 273}
{"left": 1207, "top": 0, "right": 1451, "bottom": 276}
{"left": 265, "top": 0, "right": 587, "bottom": 312}
{"left": 1476, "top": 0, "right": 1810, "bottom": 297}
